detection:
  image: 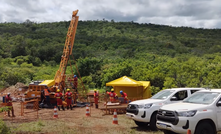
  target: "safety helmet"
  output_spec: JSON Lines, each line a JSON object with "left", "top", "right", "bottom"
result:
{"left": 94, "top": 89, "right": 97, "bottom": 92}
{"left": 111, "top": 88, "right": 114, "bottom": 92}
{"left": 57, "top": 89, "right": 60, "bottom": 92}
{"left": 67, "top": 89, "right": 70, "bottom": 91}
{"left": 74, "top": 75, "right": 77, "bottom": 78}
{"left": 120, "top": 90, "right": 123, "bottom": 94}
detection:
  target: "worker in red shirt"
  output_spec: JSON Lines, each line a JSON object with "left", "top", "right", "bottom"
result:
{"left": 120, "top": 90, "right": 128, "bottom": 103}
{"left": 54, "top": 89, "right": 65, "bottom": 111}
{"left": 73, "top": 75, "right": 78, "bottom": 89}
{"left": 6, "top": 93, "right": 15, "bottom": 117}
{"left": 106, "top": 88, "right": 118, "bottom": 103}
{"left": 65, "top": 89, "right": 73, "bottom": 110}
{"left": 94, "top": 89, "right": 99, "bottom": 108}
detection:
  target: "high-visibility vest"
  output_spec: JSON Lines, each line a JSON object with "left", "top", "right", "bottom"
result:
{"left": 94, "top": 93, "right": 99, "bottom": 99}
{"left": 55, "top": 93, "right": 62, "bottom": 99}
{"left": 44, "top": 89, "right": 49, "bottom": 96}
{"left": 66, "top": 92, "right": 72, "bottom": 99}
{"left": 6, "top": 96, "right": 12, "bottom": 106}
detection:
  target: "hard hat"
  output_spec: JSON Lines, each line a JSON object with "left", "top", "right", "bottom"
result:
{"left": 120, "top": 90, "right": 123, "bottom": 94}
{"left": 74, "top": 75, "right": 77, "bottom": 78}
{"left": 57, "top": 89, "right": 60, "bottom": 92}
{"left": 67, "top": 89, "right": 70, "bottom": 91}
{"left": 111, "top": 88, "right": 114, "bottom": 92}
{"left": 94, "top": 89, "right": 97, "bottom": 92}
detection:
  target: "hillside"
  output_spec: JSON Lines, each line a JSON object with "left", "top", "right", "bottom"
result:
{"left": 1, "top": 20, "right": 221, "bottom": 92}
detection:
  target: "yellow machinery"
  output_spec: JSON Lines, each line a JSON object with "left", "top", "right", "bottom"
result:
{"left": 25, "top": 10, "right": 79, "bottom": 103}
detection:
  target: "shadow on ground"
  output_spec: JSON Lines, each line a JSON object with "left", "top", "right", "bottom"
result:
{"left": 130, "top": 126, "right": 156, "bottom": 132}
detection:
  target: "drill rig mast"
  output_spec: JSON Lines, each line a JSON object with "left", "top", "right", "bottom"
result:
{"left": 54, "top": 10, "right": 79, "bottom": 92}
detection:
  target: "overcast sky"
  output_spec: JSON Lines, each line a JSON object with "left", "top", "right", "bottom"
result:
{"left": 0, "top": 0, "right": 221, "bottom": 29}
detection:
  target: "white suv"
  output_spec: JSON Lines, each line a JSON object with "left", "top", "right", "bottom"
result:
{"left": 126, "top": 88, "right": 205, "bottom": 130}
{"left": 156, "top": 89, "right": 221, "bottom": 134}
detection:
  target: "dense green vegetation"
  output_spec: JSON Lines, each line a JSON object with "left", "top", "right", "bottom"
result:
{"left": 1, "top": 19, "right": 221, "bottom": 93}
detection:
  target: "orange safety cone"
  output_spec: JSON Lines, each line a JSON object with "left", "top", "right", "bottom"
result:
{"left": 113, "top": 109, "right": 118, "bottom": 124}
{"left": 187, "top": 129, "right": 191, "bottom": 134}
{"left": 53, "top": 106, "right": 58, "bottom": 118}
{"left": 85, "top": 105, "right": 90, "bottom": 116}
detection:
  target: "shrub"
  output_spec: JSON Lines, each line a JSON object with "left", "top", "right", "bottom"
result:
{"left": 0, "top": 119, "right": 10, "bottom": 134}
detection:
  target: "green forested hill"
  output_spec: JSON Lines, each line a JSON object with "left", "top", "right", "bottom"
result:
{"left": 1, "top": 20, "right": 221, "bottom": 93}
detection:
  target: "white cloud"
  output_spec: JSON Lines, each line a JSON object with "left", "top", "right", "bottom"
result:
{"left": 0, "top": 0, "right": 220, "bottom": 28}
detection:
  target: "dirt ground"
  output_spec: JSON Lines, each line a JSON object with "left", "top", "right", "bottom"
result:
{"left": 0, "top": 84, "right": 162, "bottom": 134}
{"left": 0, "top": 102, "right": 163, "bottom": 134}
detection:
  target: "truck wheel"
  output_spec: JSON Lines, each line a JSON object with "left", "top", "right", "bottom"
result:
{"left": 195, "top": 121, "right": 215, "bottom": 134}
{"left": 134, "top": 120, "right": 148, "bottom": 127}
{"left": 150, "top": 112, "right": 157, "bottom": 131}
{"left": 163, "top": 130, "right": 177, "bottom": 134}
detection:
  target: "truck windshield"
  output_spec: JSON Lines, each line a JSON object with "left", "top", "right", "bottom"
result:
{"left": 183, "top": 92, "right": 220, "bottom": 104}
{"left": 151, "top": 90, "right": 175, "bottom": 100}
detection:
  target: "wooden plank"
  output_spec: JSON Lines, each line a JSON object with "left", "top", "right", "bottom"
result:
{"left": 99, "top": 105, "right": 127, "bottom": 110}
{"left": 0, "top": 103, "right": 7, "bottom": 108}
{"left": 106, "top": 102, "right": 120, "bottom": 106}
{"left": 23, "top": 99, "right": 38, "bottom": 104}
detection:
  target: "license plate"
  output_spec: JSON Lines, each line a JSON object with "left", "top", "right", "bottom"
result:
{"left": 158, "top": 123, "right": 167, "bottom": 128}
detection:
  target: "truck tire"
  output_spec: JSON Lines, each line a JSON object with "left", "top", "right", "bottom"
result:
{"left": 163, "top": 130, "right": 177, "bottom": 134}
{"left": 150, "top": 112, "right": 157, "bottom": 131}
{"left": 195, "top": 121, "right": 215, "bottom": 134}
{"left": 134, "top": 120, "right": 148, "bottom": 127}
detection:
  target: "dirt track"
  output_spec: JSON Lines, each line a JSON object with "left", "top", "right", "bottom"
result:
{"left": 0, "top": 102, "right": 162, "bottom": 134}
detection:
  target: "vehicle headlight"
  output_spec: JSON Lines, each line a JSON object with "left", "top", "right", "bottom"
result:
{"left": 138, "top": 103, "right": 153, "bottom": 109}
{"left": 138, "top": 105, "right": 144, "bottom": 109}
{"left": 144, "top": 103, "right": 153, "bottom": 109}
{"left": 177, "top": 110, "right": 197, "bottom": 117}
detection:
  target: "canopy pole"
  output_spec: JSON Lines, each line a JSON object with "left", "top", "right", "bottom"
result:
{"left": 137, "top": 86, "right": 138, "bottom": 100}
{"left": 105, "top": 86, "right": 107, "bottom": 115}
{"left": 142, "top": 87, "right": 143, "bottom": 99}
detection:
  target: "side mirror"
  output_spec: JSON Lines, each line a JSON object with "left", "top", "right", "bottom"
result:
{"left": 170, "top": 96, "right": 178, "bottom": 101}
{"left": 216, "top": 101, "right": 221, "bottom": 107}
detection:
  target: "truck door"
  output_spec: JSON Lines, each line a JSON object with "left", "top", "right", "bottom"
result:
{"left": 170, "top": 90, "right": 188, "bottom": 103}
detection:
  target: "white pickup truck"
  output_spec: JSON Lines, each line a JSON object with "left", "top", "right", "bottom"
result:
{"left": 156, "top": 89, "right": 221, "bottom": 134}
{"left": 126, "top": 88, "right": 205, "bottom": 130}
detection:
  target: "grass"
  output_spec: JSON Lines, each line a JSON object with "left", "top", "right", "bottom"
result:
{"left": 6, "top": 115, "right": 163, "bottom": 134}
{"left": 8, "top": 120, "right": 78, "bottom": 134}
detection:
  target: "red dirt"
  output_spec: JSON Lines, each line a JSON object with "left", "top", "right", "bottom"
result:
{"left": 0, "top": 82, "right": 28, "bottom": 99}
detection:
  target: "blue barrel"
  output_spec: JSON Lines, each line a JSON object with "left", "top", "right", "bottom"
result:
{"left": 3, "top": 96, "right": 6, "bottom": 103}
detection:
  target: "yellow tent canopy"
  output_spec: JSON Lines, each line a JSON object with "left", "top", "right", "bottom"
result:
{"left": 106, "top": 76, "right": 151, "bottom": 100}
{"left": 106, "top": 76, "right": 143, "bottom": 87}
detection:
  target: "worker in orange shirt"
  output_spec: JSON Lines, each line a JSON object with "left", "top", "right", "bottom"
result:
{"left": 6, "top": 93, "right": 15, "bottom": 117}
{"left": 54, "top": 89, "right": 65, "bottom": 111}
{"left": 94, "top": 89, "right": 99, "bottom": 108}
{"left": 65, "top": 89, "right": 73, "bottom": 110}
{"left": 120, "top": 90, "right": 128, "bottom": 103}
{"left": 106, "top": 88, "right": 118, "bottom": 103}
{"left": 44, "top": 86, "right": 51, "bottom": 106}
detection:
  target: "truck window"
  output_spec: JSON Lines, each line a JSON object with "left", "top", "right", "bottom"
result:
{"left": 191, "top": 90, "right": 199, "bottom": 94}
{"left": 172, "top": 90, "right": 188, "bottom": 101}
